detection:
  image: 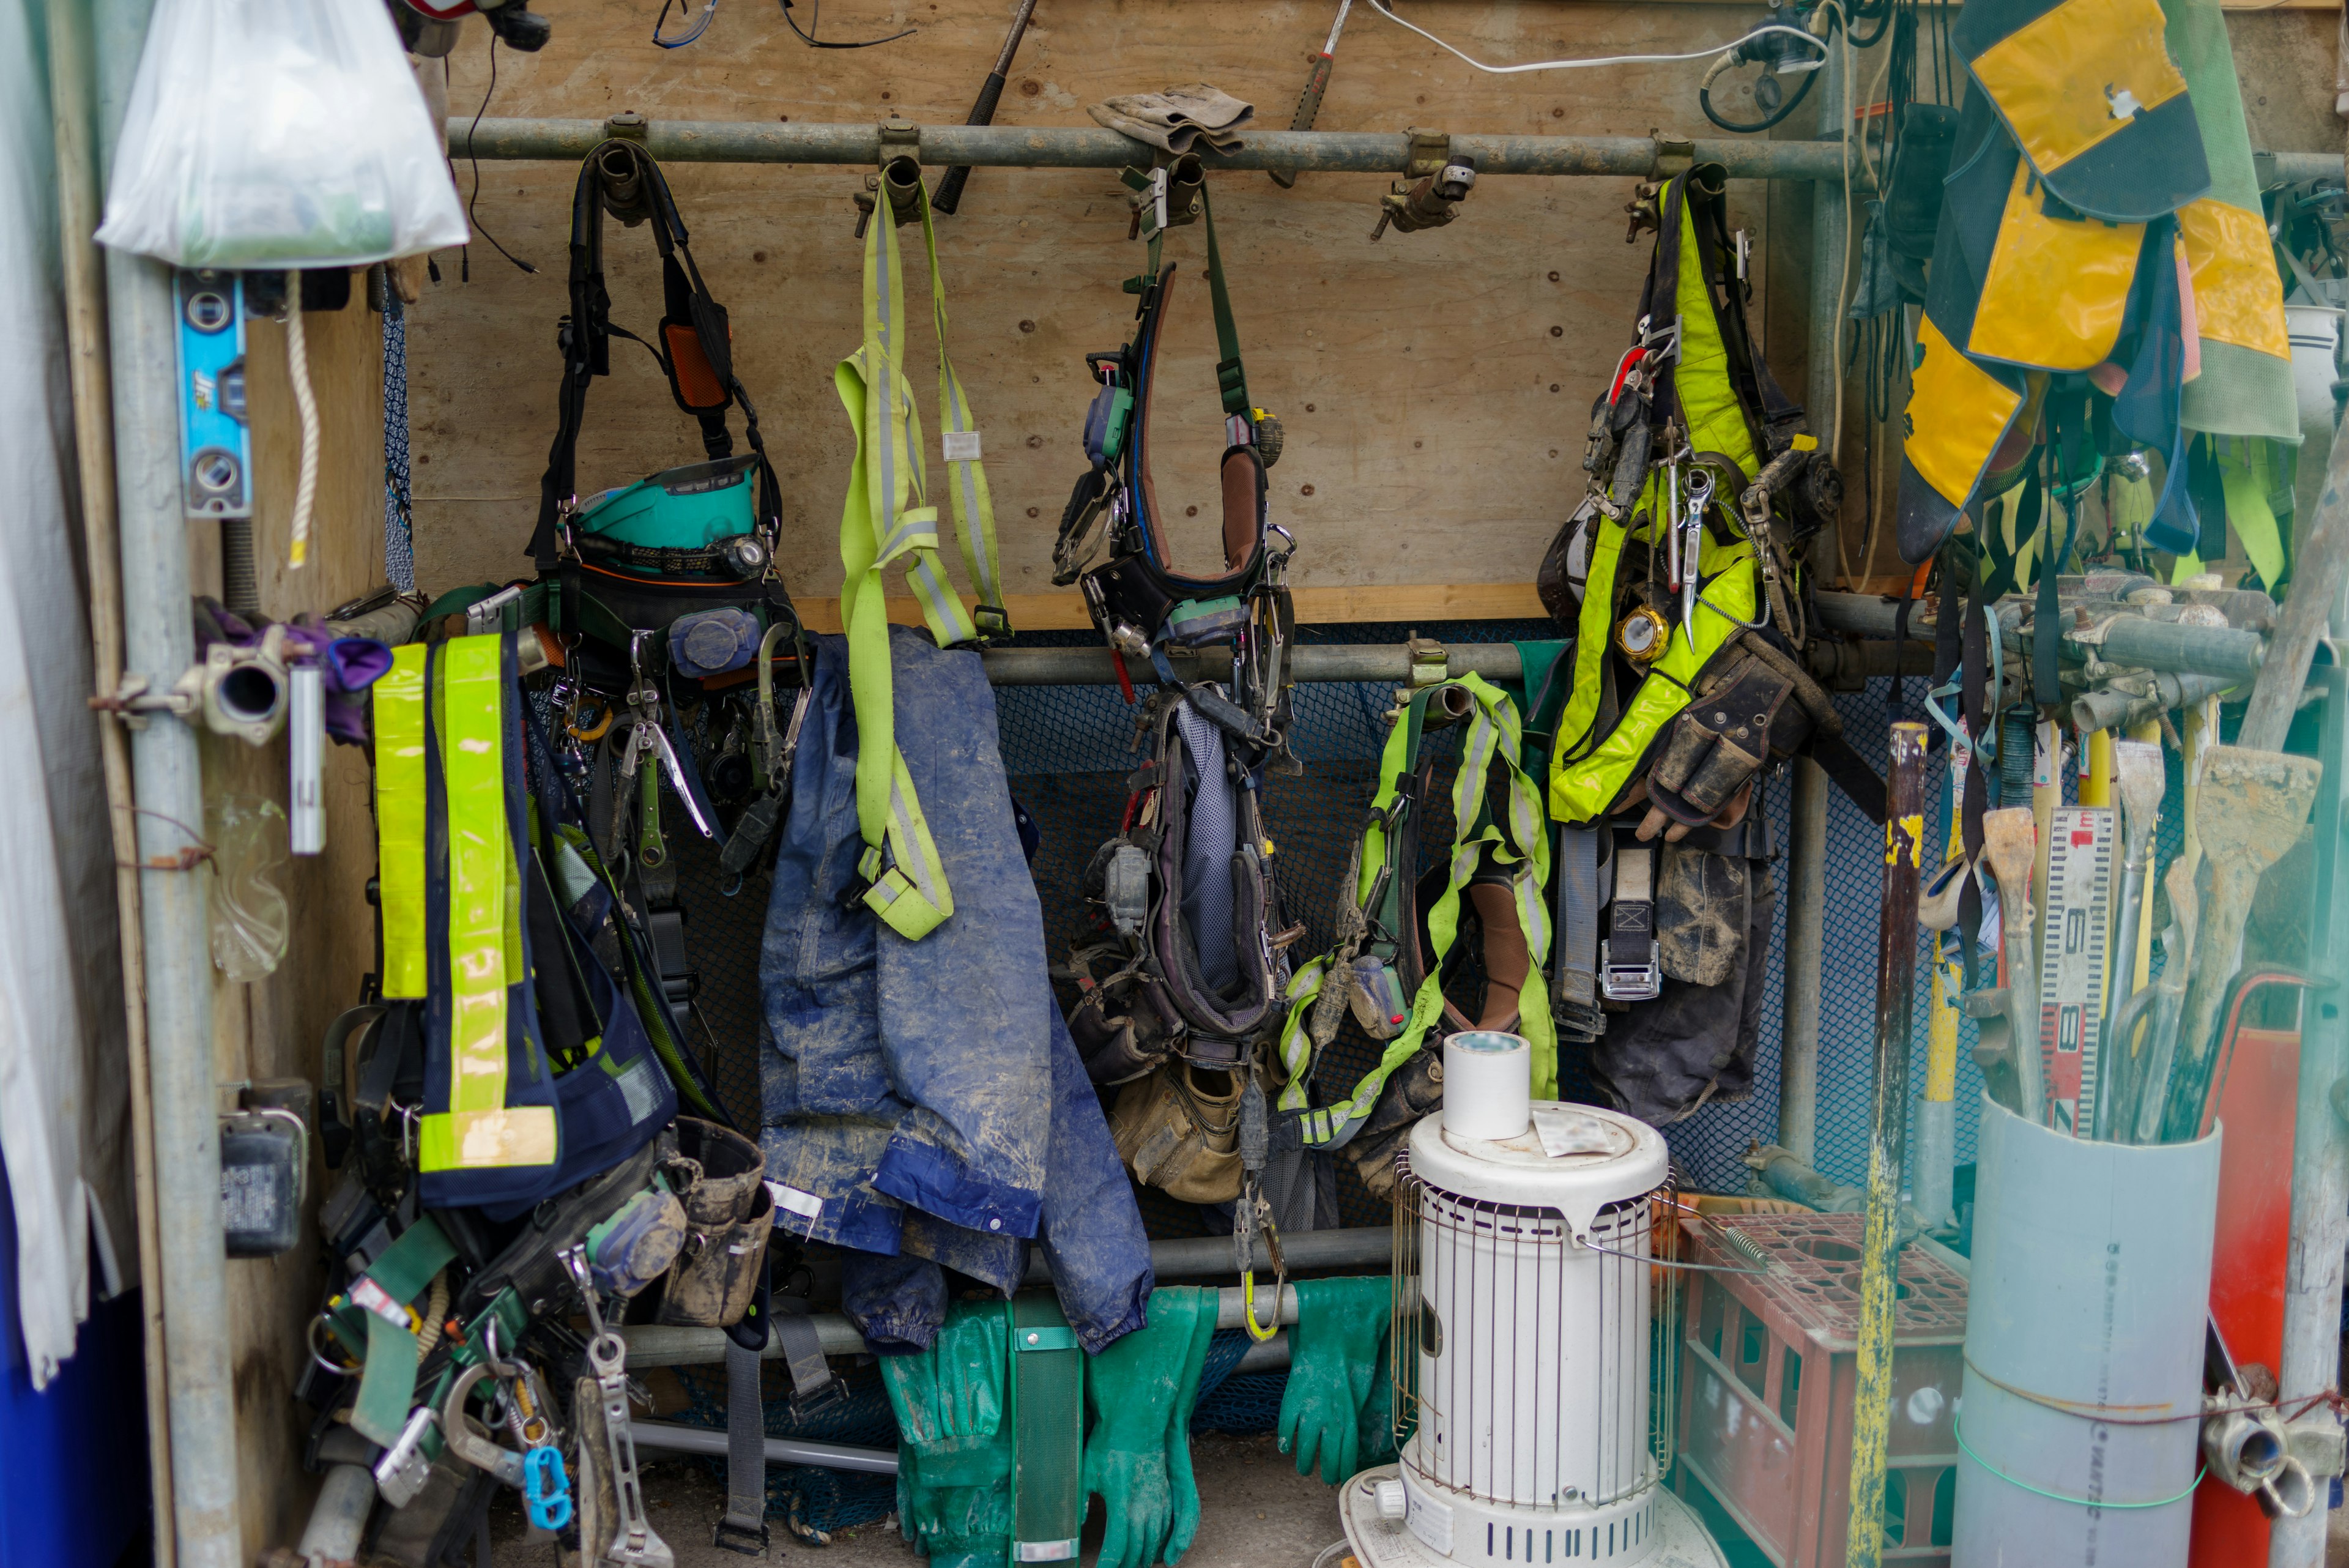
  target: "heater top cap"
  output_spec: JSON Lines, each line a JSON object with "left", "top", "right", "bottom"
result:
{"left": 1405, "top": 1101, "right": 1669, "bottom": 1246}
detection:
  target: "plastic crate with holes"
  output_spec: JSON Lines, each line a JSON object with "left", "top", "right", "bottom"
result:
{"left": 1672, "top": 1212, "right": 1968, "bottom": 1567}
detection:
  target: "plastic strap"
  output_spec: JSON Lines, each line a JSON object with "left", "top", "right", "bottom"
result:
{"left": 374, "top": 646, "right": 429, "bottom": 1000}
{"left": 1608, "top": 831, "right": 1655, "bottom": 970}
{"left": 1008, "top": 1296, "right": 1083, "bottom": 1562}
{"left": 418, "top": 636, "right": 556, "bottom": 1172}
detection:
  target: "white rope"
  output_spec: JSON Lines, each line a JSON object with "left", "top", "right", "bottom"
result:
{"left": 287, "top": 293, "right": 320, "bottom": 570}
{"left": 1364, "top": 0, "right": 1827, "bottom": 78}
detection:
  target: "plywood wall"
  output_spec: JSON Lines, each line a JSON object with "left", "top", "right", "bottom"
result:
{"left": 406, "top": 0, "right": 1823, "bottom": 622}
{"left": 188, "top": 284, "right": 388, "bottom": 1555}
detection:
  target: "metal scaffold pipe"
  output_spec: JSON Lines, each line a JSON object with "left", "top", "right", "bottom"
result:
{"left": 448, "top": 116, "right": 1854, "bottom": 179}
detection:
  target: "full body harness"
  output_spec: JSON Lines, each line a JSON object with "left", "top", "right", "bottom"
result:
{"left": 1051, "top": 157, "right": 1304, "bottom": 1332}
{"left": 510, "top": 137, "right": 814, "bottom": 1051}
{"left": 1540, "top": 165, "right": 1882, "bottom": 1107}
{"left": 1275, "top": 675, "right": 1554, "bottom": 1196}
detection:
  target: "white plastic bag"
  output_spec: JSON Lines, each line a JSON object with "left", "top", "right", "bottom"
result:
{"left": 95, "top": 0, "right": 469, "bottom": 268}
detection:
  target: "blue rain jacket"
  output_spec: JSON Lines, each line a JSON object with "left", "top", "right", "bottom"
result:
{"left": 762, "top": 632, "right": 1149, "bottom": 1352}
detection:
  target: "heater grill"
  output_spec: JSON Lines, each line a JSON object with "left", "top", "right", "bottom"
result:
{"left": 1393, "top": 1159, "right": 1675, "bottom": 1510}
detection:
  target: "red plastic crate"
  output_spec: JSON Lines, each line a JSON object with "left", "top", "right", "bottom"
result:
{"left": 1672, "top": 1212, "right": 1969, "bottom": 1567}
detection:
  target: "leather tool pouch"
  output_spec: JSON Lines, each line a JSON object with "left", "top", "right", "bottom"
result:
{"left": 657, "top": 1118, "right": 773, "bottom": 1329}
{"left": 1110, "top": 1060, "right": 1247, "bottom": 1204}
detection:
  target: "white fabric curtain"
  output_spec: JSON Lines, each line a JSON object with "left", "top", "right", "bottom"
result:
{"left": 0, "top": 0, "right": 134, "bottom": 1389}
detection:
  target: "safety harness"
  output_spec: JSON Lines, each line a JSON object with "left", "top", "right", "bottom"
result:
{"left": 831, "top": 147, "right": 1009, "bottom": 942}
{"left": 1047, "top": 159, "right": 1305, "bottom": 1335}
{"left": 1058, "top": 155, "right": 1300, "bottom": 1087}
{"left": 1540, "top": 165, "right": 1881, "bottom": 1047}
{"left": 1275, "top": 675, "right": 1554, "bottom": 1153}
{"left": 370, "top": 633, "right": 690, "bottom": 1215}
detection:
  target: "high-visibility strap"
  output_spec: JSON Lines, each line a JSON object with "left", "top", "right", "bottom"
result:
{"left": 1299, "top": 677, "right": 1555, "bottom": 1149}
{"left": 375, "top": 646, "right": 429, "bottom": 1000}
{"left": 834, "top": 176, "right": 1004, "bottom": 940}
{"left": 420, "top": 635, "right": 557, "bottom": 1171}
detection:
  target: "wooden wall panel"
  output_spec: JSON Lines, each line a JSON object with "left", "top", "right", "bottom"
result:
{"left": 406, "top": 0, "right": 1792, "bottom": 613}
{"left": 190, "top": 284, "right": 387, "bottom": 1555}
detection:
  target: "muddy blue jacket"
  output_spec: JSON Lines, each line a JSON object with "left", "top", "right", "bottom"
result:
{"left": 760, "top": 632, "right": 1149, "bottom": 1352}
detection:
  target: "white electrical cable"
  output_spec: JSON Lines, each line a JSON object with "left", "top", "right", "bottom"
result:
{"left": 287, "top": 292, "right": 320, "bottom": 570}
{"left": 1364, "top": 0, "right": 1827, "bottom": 78}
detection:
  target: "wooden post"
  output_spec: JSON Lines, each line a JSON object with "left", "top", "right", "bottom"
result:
{"left": 1846, "top": 721, "right": 1928, "bottom": 1568}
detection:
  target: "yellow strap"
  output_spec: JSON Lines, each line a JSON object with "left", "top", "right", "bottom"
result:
{"left": 834, "top": 174, "right": 1003, "bottom": 940}
{"left": 420, "top": 635, "right": 555, "bottom": 1173}
{"left": 374, "top": 645, "right": 429, "bottom": 1000}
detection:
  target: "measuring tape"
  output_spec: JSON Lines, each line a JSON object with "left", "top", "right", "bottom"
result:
{"left": 2037, "top": 806, "right": 2115, "bottom": 1135}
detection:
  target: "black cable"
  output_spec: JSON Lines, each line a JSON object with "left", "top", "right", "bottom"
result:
{"left": 1699, "top": 62, "right": 1819, "bottom": 135}
{"left": 777, "top": 0, "right": 915, "bottom": 48}
{"left": 462, "top": 37, "right": 538, "bottom": 281}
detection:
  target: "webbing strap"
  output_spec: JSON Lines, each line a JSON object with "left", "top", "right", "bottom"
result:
{"left": 375, "top": 646, "right": 429, "bottom": 1000}
{"left": 1554, "top": 824, "right": 1602, "bottom": 1013}
{"left": 1294, "top": 677, "right": 1554, "bottom": 1148}
{"left": 1139, "top": 179, "right": 1252, "bottom": 420}
{"left": 834, "top": 176, "right": 1003, "bottom": 940}
{"left": 718, "top": 1334, "right": 769, "bottom": 1549}
{"left": 419, "top": 636, "right": 557, "bottom": 1172}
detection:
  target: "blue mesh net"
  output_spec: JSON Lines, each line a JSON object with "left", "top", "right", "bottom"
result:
{"left": 671, "top": 1359, "right": 902, "bottom": 1537}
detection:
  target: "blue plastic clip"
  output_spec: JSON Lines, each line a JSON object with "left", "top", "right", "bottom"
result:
{"left": 523, "top": 1444, "right": 572, "bottom": 1531}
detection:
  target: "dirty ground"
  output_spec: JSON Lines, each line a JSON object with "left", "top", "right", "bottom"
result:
{"left": 487, "top": 1432, "right": 1343, "bottom": 1568}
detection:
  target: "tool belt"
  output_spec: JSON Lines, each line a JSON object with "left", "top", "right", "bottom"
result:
{"left": 1538, "top": 165, "right": 1883, "bottom": 1045}
{"left": 1065, "top": 685, "right": 1294, "bottom": 1085}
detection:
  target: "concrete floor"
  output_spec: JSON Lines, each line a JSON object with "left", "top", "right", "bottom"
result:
{"left": 489, "top": 1432, "right": 1345, "bottom": 1568}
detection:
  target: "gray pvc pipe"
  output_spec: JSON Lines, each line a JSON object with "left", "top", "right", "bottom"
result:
{"left": 1813, "top": 591, "right": 2268, "bottom": 685}
{"left": 1778, "top": 760, "right": 1828, "bottom": 1164}
{"left": 2274, "top": 662, "right": 2349, "bottom": 1568}
{"left": 623, "top": 1284, "right": 1307, "bottom": 1369}
{"left": 1022, "top": 1224, "right": 1392, "bottom": 1283}
{"left": 92, "top": 2, "right": 242, "bottom": 1566}
{"left": 1953, "top": 1097, "right": 2219, "bottom": 1566}
{"left": 293, "top": 1465, "right": 376, "bottom": 1567}
{"left": 979, "top": 645, "right": 1520, "bottom": 688}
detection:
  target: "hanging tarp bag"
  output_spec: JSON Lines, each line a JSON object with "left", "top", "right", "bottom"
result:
{"left": 95, "top": 0, "right": 466, "bottom": 266}
{"left": 530, "top": 138, "right": 803, "bottom": 658}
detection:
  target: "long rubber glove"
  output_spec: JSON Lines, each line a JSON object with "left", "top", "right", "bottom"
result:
{"left": 1277, "top": 1275, "right": 1393, "bottom": 1484}
{"left": 879, "top": 1301, "right": 1014, "bottom": 1567}
{"left": 1083, "top": 1287, "right": 1217, "bottom": 1568}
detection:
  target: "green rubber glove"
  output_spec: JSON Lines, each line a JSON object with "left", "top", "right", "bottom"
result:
{"left": 1277, "top": 1276, "right": 1393, "bottom": 1484}
{"left": 881, "top": 1301, "right": 1014, "bottom": 1567}
{"left": 1082, "top": 1287, "right": 1219, "bottom": 1568}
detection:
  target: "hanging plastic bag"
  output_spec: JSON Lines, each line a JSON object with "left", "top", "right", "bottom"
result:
{"left": 95, "top": 0, "right": 469, "bottom": 269}
{"left": 208, "top": 793, "right": 289, "bottom": 982}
